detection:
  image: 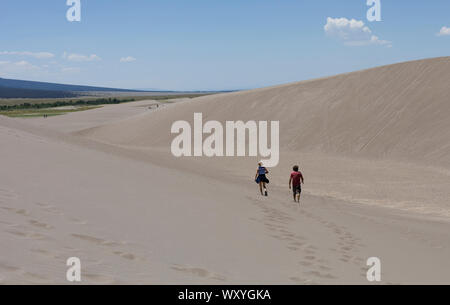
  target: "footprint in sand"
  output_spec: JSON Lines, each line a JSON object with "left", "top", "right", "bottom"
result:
{"left": 67, "top": 217, "right": 88, "bottom": 225}
{"left": 291, "top": 241, "right": 305, "bottom": 247}
{"left": 35, "top": 202, "right": 64, "bottom": 216}
{"left": 112, "top": 251, "right": 136, "bottom": 260}
{"left": 0, "top": 262, "right": 21, "bottom": 273}
{"left": 71, "top": 234, "right": 126, "bottom": 247}
{"left": 289, "top": 277, "right": 317, "bottom": 285}
{"left": 83, "top": 273, "right": 117, "bottom": 284}
{"left": 71, "top": 234, "right": 106, "bottom": 245}
{"left": 319, "top": 265, "right": 332, "bottom": 271}
{"left": 15, "top": 209, "right": 30, "bottom": 216}
{"left": 289, "top": 276, "right": 310, "bottom": 283}
{"left": 29, "top": 248, "right": 67, "bottom": 261}
{"left": 30, "top": 248, "right": 54, "bottom": 257}
{"left": 70, "top": 233, "right": 143, "bottom": 261}
{"left": 29, "top": 219, "right": 53, "bottom": 230}
{"left": 305, "top": 270, "right": 338, "bottom": 280}
{"left": 5, "top": 228, "right": 48, "bottom": 240}
{"left": 0, "top": 206, "right": 31, "bottom": 216}
{"left": 171, "top": 264, "right": 226, "bottom": 282}
{"left": 35, "top": 202, "right": 88, "bottom": 225}
{"left": 304, "top": 249, "right": 316, "bottom": 255}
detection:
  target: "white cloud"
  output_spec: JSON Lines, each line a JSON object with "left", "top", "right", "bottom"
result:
{"left": 63, "top": 52, "right": 101, "bottom": 62}
{"left": 0, "top": 51, "right": 54, "bottom": 59}
{"left": 0, "top": 61, "right": 41, "bottom": 77}
{"left": 120, "top": 56, "right": 137, "bottom": 63}
{"left": 324, "top": 17, "right": 391, "bottom": 47}
{"left": 437, "top": 26, "right": 450, "bottom": 36}
{"left": 14, "top": 60, "right": 39, "bottom": 69}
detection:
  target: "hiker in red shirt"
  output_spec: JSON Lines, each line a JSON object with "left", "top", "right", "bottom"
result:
{"left": 289, "top": 165, "right": 304, "bottom": 203}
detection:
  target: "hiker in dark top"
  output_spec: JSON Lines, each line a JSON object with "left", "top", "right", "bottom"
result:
{"left": 255, "top": 161, "right": 269, "bottom": 196}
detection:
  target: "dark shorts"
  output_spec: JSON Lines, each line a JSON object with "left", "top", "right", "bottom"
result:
{"left": 256, "top": 174, "right": 269, "bottom": 184}
{"left": 293, "top": 185, "right": 302, "bottom": 195}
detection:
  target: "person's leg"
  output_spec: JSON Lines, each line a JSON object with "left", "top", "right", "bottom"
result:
{"left": 262, "top": 182, "right": 267, "bottom": 196}
{"left": 259, "top": 182, "right": 263, "bottom": 195}
{"left": 292, "top": 186, "right": 298, "bottom": 203}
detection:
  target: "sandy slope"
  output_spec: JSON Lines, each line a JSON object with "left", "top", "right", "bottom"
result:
{"left": 1, "top": 58, "right": 450, "bottom": 284}
{"left": 77, "top": 57, "right": 450, "bottom": 217}
{"left": 80, "top": 57, "right": 450, "bottom": 167}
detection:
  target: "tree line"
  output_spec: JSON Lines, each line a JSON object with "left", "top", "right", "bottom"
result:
{"left": 0, "top": 97, "right": 136, "bottom": 111}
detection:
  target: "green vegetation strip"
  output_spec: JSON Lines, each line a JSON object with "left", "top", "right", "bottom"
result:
{"left": 0, "top": 106, "right": 101, "bottom": 118}
{"left": 0, "top": 97, "right": 136, "bottom": 111}
{"left": 0, "top": 94, "right": 211, "bottom": 108}
{"left": 0, "top": 94, "right": 211, "bottom": 118}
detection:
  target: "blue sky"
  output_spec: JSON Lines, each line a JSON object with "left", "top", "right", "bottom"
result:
{"left": 1, "top": 0, "right": 449, "bottom": 90}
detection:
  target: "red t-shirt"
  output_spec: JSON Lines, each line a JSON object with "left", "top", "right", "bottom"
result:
{"left": 290, "top": 171, "right": 303, "bottom": 187}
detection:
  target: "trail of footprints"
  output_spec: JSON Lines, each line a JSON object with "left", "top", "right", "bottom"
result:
{"left": 248, "top": 195, "right": 367, "bottom": 283}
{"left": 2, "top": 185, "right": 369, "bottom": 283}
{"left": 0, "top": 261, "right": 51, "bottom": 284}
{"left": 0, "top": 188, "right": 146, "bottom": 283}
{"left": 300, "top": 209, "right": 368, "bottom": 278}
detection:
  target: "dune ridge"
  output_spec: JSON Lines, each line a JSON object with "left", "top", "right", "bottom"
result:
{"left": 80, "top": 57, "right": 450, "bottom": 168}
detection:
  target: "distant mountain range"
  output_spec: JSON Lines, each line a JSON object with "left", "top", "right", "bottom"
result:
{"left": 0, "top": 77, "right": 143, "bottom": 99}
{"left": 0, "top": 86, "right": 79, "bottom": 99}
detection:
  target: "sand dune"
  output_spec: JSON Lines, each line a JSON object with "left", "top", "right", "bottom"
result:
{"left": 80, "top": 57, "right": 450, "bottom": 167}
{"left": 1, "top": 58, "right": 450, "bottom": 284}
{"left": 76, "top": 57, "right": 450, "bottom": 217}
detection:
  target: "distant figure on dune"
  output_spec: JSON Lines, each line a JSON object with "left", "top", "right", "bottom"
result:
{"left": 255, "top": 161, "right": 269, "bottom": 196}
{"left": 289, "top": 165, "right": 304, "bottom": 203}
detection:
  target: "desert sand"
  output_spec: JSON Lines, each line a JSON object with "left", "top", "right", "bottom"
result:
{"left": 1, "top": 57, "right": 450, "bottom": 284}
